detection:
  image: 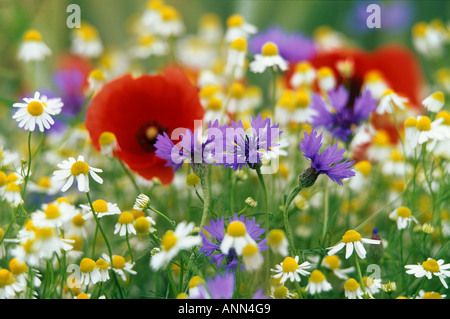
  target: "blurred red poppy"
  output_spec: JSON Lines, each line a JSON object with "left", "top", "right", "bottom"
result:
{"left": 85, "top": 68, "right": 204, "bottom": 185}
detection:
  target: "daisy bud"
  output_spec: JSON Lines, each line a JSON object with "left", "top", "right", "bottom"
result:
{"left": 421, "top": 223, "right": 435, "bottom": 234}
{"left": 244, "top": 197, "right": 257, "bottom": 208}
{"left": 133, "top": 193, "right": 151, "bottom": 211}
{"left": 186, "top": 173, "right": 201, "bottom": 186}
{"left": 381, "top": 281, "right": 397, "bottom": 293}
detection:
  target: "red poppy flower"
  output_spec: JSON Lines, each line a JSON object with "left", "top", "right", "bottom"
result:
{"left": 85, "top": 68, "right": 204, "bottom": 185}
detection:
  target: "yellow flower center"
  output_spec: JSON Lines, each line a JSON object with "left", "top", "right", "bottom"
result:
{"left": 27, "top": 101, "right": 44, "bottom": 117}
{"left": 95, "top": 258, "right": 109, "bottom": 270}
{"left": 342, "top": 230, "right": 362, "bottom": 243}
{"left": 404, "top": 117, "right": 417, "bottom": 128}
{"left": 227, "top": 14, "right": 244, "bottom": 28}
{"left": 324, "top": 255, "right": 340, "bottom": 270}
{"left": 396, "top": 206, "right": 411, "bottom": 218}
{"left": 364, "top": 70, "right": 385, "bottom": 83}
{"left": 118, "top": 211, "right": 134, "bottom": 225}
{"left": 200, "top": 13, "right": 220, "bottom": 28}
{"left": 23, "top": 29, "right": 42, "bottom": 42}
{"left": 242, "top": 243, "right": 258, "bottom": 257}
{"left": 422, "top": 259, "right": 440, "bottom": 273}
{"left": 261, "top": 42, "right": 278, "bottom": 56}
{"left": 309, "top": 270, "right": 326, "bottom": 283}
{"left": 227, "top": 221, "right": 246, "bottom": 237}
{"left": 229, "top": 38, "right": 247, "bottom": 52}
{"left": 268, "top": 229, "right": 285, "bottom": 246}
{"left": 294, "top": 89, "right": 310, "bottom": 108}
{"left": 363, "top": 276, "right": 374, "bottom": 287}
{"left": 0, "top": 269, "right": 15, "bottom": 287}
{"left": 206, "top": 97, "right": 223, "bottom": 111}
{"left": 186, "top": 173, "right": 201, "bottom": 186}
{"left": 188, "top": 276, "right": 205, "bottom": 288}
{"left": 145, "top": 126, "right": 159, "bottom": 140}
{"left": 344, "top": 278, "right": 360, "bottom": 291}
{"left": 78, "top": 24, "right": 98, "bottom": 41}
{"left": 72, "top": 214, "right": 86, "bottom": 227}
{"left": 176, "top": 292, "right": 189, "bottom": 299}
{"left": 35, "top": 227, "right": 54, "bottom": 239}
{"left": 416, "top": 116, "right": 431, "bottom": 132}
{"left": 56, "top": 197, "right": 70, "bottom": 204}
{"left": 161, "top": 6, "right": 178, "bottom": 21}
{"left": 422, "top": 292, "right": 443, "bottom": 299}
{"left": 89, "top": 69, "right": 105, "bottom": 82}
{"left": 76, "top": 293, "right": 90, "bottom": 299}
{"left": 295, "top": 61, "right": 313, "bottom": 73}
{"left": 382, "top": 88, "right": 395, "bottom": 98}
{"left": 389, "top": 149, "right": 403, "bottom": 162}
{"left": 6, "top": 173, "right": 18, "bottom": 184}
{"left": 134, "top": 216, "right": 151, "bottom": 234}
{"left": 99, "top": 131, "right": 116, "bottom": 148}
{"left": 436, "top": 111, "right": 450, "bottom": 126}
{"left": 355, "top": 160, "right": 371, "bottom": 177}
{"left": 79, "top": 258, "right": 96, "bottom": 273}
{"left": 0, "top": 171, "right": 6, "bottom": 187}
{"left": 9, "top": 258, "right": 28, "bottom": 275}
{"left": 146, "top": 0, "right": 164, "bottom": 10}
{"left": 372, "top": 130, "right": 390, "bottom": 146}
{"left": 112, "top": 255, "right": 126, "bottom": 269}
{"left": 0, "top": 227, "right": 3, "bottom": 239}
{"left": 5, "top": 182, "right": 20, "bottom": 193}
{"left": 70, "top": 161, "right": 90, "bottom": 176}
{"left": 92, "top": 199, "right": 108, "bottom": 213}
{"left": 68, "top": 235, "right": 83, "bottom": 251}
{"left": 161, "top": 230, "right": 178, "bottom": 251}
{"left": 317, "top": 67, "right": 333, "bottom": 79}
{"left": 44, "top": 203, "right": 61, "bottom": 219}
{"left": 412, "top": 22, "right": 427, "bottom": 37}
{"left": 273, "top": 285, "right": 288, "bottom": 299}
{"left": 281, "top": 257, "right": 299, "bottom": 273}
{"left": 37, "top": 176, "right": 51, "bottom": 188}
{"left": 231, "top": 83, "right": 245, "bottom": 99}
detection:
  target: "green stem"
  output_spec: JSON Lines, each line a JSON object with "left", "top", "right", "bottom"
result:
{"left": 199, "top": 168, "right": 210, "bottom": 229}
{"left": 283, "top": 185, "right": 303, "bottom": 255}
{"left": 116, "top": 157, "right": 141, "bottom": 194}
{"left": 354, "top": 254, "right": 365, "bottom": 293}
{"left": 126, "top": 230, "right": 134, "bottom": 263}
{"left": 21, "top": 131, "right": 33, "bottom": 199}
{"left": 148, "top": 206, "right": 175, "bottom": 229}
{"left": 412, "top": 277, "right": 427, "bottom": 299}
{"left": 255, "top": 167, "right": 269, "bottom": 230}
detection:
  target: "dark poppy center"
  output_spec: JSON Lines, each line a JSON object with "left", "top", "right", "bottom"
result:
{"left": 136, "top": 120, "right": 168, "bottom": 152}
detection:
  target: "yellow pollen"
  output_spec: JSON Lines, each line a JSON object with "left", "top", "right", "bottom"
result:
{"left": 161, "top": 6, "right": 178, "bottom": 21}
{"left": 44, "top": 203, "right": 61, "bottom": 219}
{"left": 206, "top": 97, "right": 223, "bottom": 111}
{"left": 27, "top": 101, "right": 44, "bottom": 116}
{"left": 5, "top": 182, "right": 20, "bottom": 193}
{"left": 273, "top": 285, "right": 288, "bottom": 299}
{"left": 95, "top": 258, "right": 109, "bottom": 270}
{"left": 112, "top": 255, "right": 126, "bottom": 269}
{"left": 373, "top": 130, "right": 390, "bottom": 146}
{"left": 186, "top": 173, "right": 201, "bottom": 186}
{"left": 188, "top": 276, "right": 205, "bottom": 288}
{"left": 162, "top": 230, "right": 178, "bottom": 251}
{"left": 227, "top": 14, "right": 244, "bottom": 28}
{"left": 342, "top": 230, "right": 362, "bottom": 243}
{"left": 282, "top": 257, "right": 299, "bottom": 273}
{"left": 242, "top": 243, "right": 258, "bottom": 257}
{"left": 23, "top": 29, "right": 42, "bottom": 42}
{"left": 226, "top": 221, "right": 246, "bottom": 237}
{"left": 145, "top": 126, "right": 159, "bottom": 140}
{"left": 355, "top": 160, "right": 371, "bottom": 177}
{"left": 268, "top": 229, "right": 285, "bottom": 246}
{"left": 9, "top": 258, "right": 28, "bottom": 275}
{"left": 295, "top": 61, "right": 312, "bottom": 73}
{"left": 389, "top": 149, "right": 403, "bottom": 162}
{"left": 422, "top": 259, "right": 440, "bottom": 273}
{"left": 412, "top": 22, "right": 427, "bottom": 37}
{"left": 70, "top": 161, "right": 90, "bottom": 176}
{"left": 230, "top": 38, "right": 247, "bottom": 52}
{"left": 118, "top": 211, "right": 134, "bottom": 225}
{"left": 261, "top": 42, "right": 278, "bottom": 56}
{"left": 436, "top": 111, "right": 450, "bottom": 126}
{"left": 72, "top": 213, "right": 87, "bottom": 227}
{"left": 324, "top": 255, "right": 340, "bottom": 270}
{"left": 309, "top": 270, "right": 325, "bottom": 283}
{"left": 404, "top": 117, "right": 417, "bottom": 128}
{"left": 317, "top": 67, "right": 333, "bottom": 78}
{"left": 35, "top": 227, "right": 54, "bottom": 239}
{"left": 92, "top": 199, "right": 108, "bottom": 213}
{"left": 396, "top": 206, "right": 411, "bottom": 218}
{"left": 416, "top": 116, "right": 431, "bottom": 131}
{"left": 294, "top": 89, "right": 310, "bottom": 108}
{"left": 344, "top": 278, "right": 360, "bottom": 291}
{"left": 0, "top": 269, "right": 15, "bottom": 287}
{"left": 79, "top": 258, "right": 96, "bottom": 273}
{"left": 37, "top": 176, "right": 51, "bottom": 188}
{"left": 134, "top": 216, "right": 151, "bottom": 234}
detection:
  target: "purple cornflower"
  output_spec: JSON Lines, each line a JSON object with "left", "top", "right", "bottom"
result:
{"left": 249, "top": 26, "right": 317, "bottom": 63}
{"left": 310, "top": 86, "right": 377, "bottom": 143}
{"left": 53, "top": 69, "right": 86, "bottom": 117}
{"left": 214, "top": 114, "right": 282, "bottom": 171}
{"left": 298, "top": 129, "right": 355, "bottom": 187}
{"left": 200, "top": 213, "right": 267, "bottom": 271}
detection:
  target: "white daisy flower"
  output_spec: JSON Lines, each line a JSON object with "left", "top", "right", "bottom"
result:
{"left": 134, "top": 216, "right": 156, "bottom": 236}
{"left": 293, "top": 88, "right": 314, "bottom": 124}
{"left": 381, "top": 149, "right": 412, "bottom": 177}
{"left": 361, "top": 70, "right": 389, "bottom": 100}
{"left": 224, "top": 14, "right": 257, "bottom": 43}
{"left": 225, "top": 38, "right": 247, "bottom": 78}
{"left": 87, "top": 69, "right": 107, "bottom": 95}
{"left": 31, "top": 200, "right": 77, "bottom": 229}
{"left": 348, "top": 160, "right": 372, "bottom": 191}
{"left": 413, "top": 115, "right": 445, "bottom": 146}
{"left": 0, "top": 269, "right": 24, "bottom": 299}
{"left": 389, "top": 206, "right": 418, "bottom": 230}
{"left": 327, "top": 229, "right": 381, "bottom": 259}
{"left": 317, "top": 67, "right": 336, "bottom": 93}
{"left": 267, "top": 229, "right": 289, "bottom": 257}
{"left": 220, "top": 220, "right": 257, "bottom": 256}
{"left": 405, "top": 258, "right": 450, "bottom": 289}
{"left": 271, "top": 256, "right": 311, "bottom": 284}
{"left": 101, "top": 254, "right": 137, "bottom": 281}
{"left": 130, "top": 34, "right": 168, "bottom": 60}
{"left": 422, "top": 91, "right": 445, "bottom": 113}
{"left": 242, "top": 243, "right": 263, "bottom": 272}
{"left": 305, "top": 270, "right": 332, "bottom": 295}
{"left": 52, "top": 155, "right": 103, "bottom": 193}
{"left": 249, "top": 42, "right": 288, "bottom": 74}
{"left": 290, "top": 61, "right": 316, "bottom": 89}
{"left": 363, "top": 276, "right": 382, "bottom": 296}
{"left": 416, "top": 290, "right": 447, "bottom": 299}
{"left": 94, "top": 258, "right": 111, "bottom": 283}
{"left": 17, "top": 29, "right": 51, "bottom": 62}
{"left": 8, "top": 258, "right": 41, "bottom": 290}
{"left": 141, "top": 0, "right": 165, "bottom": 33}
{"left": 188, "top": 276, "right": 207, "bottom": 299}
{"left": 80, "top": 199, "right": 121, "bottom": 220}
{"left": 150, "top": 221, "right": 201, "bottom": 270}
{"left": 28, "top": 176, "right": 63, "bottom": 196}
{"left": 198, "top": 13, "right": 223, "bottom": 45}
{"left": 154, "top": 5, "right": 184, "bottom": 37}
{"left": 412, "top": 21, "right": 447, "bottom": 57}
{"left": 2, "top": 181, "right": 23, "bottom": 207}
{"left": 376, "top": 89, "right": 409, "bottom": 115}
{"left": 79, "top": 258, "right": 103, "bottom": 285}
{"left": 114, "top": 211, "right": 136, "bottom": 237}
{"left": 344, "top": 278, "right": 364, "bottom": 299}
{"left": 0, "top": 147, "right": 20, "bottom": 168}
{"left": 12, "top": 91, "right": 56, "bottom": 132}
{"left": 71, "top": 23, "right": 103, "bottom": 58}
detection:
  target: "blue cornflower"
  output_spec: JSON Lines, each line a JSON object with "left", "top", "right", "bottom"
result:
{"left": 298, "top": 129, "right": 355, "bottom": 187}
{"left": 200, "top": 213, "right": 267, "bottom": 271}
{"left": 310, "top": 85, "right": 377, "bottom": 143}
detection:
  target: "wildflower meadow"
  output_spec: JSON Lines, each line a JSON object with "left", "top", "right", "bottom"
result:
{"left": 0, "top": 0, "right": 449, "bottom": 303}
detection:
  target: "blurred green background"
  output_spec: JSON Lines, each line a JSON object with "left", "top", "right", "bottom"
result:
{"left": 0, "top": 0, "right": 449, "bottom": 99}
